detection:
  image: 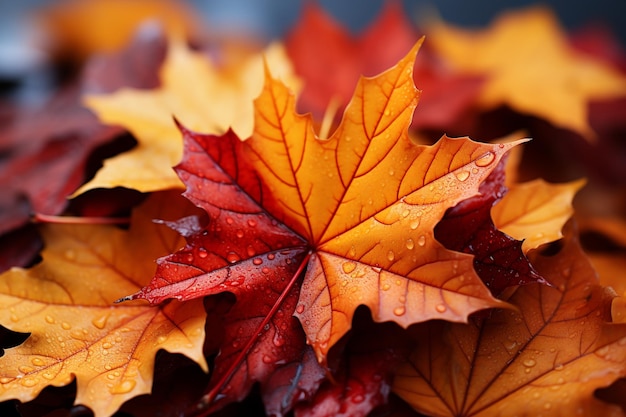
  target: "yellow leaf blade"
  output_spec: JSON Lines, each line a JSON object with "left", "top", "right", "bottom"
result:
{"left": 0, "top": 192, "right": 207, "bottom": 417}
{"left": 492, "top": 178, "right": 585, "bottom": 252}
{"left": 428, "top": 7, "right": 626, "bottom": 139}
{"left": 75, "top": 39, "right": 298, "bottom": 195}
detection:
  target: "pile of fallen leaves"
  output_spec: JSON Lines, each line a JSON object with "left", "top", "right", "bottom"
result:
{"left": 1, "top": 1, "right": 626, "bottom": 416}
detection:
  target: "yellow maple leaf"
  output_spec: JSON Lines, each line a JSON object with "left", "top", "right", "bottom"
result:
{"left": 0, "top": 192, "right": 207, "bottom": 417}
{"left": 492, "top": 178, "right": 585, "bottom": 252}
{"left": 36, "top": 0, "right": 202, "bottom": 60}
{"left": 74, "top": 38, "right": 299, "bottom": 195}
{"left": 428, "top": 7, "right": 626, "bottom": 139}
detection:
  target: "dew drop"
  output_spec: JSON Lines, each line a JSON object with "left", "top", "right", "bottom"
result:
{"left": 110, "top": 379, "right": 136, "bottom": 394}
{"left": 42, "top": 373, "right": 54, "bottom": 380}
{"left": 64, "top": 250, "right": 76, "bottom": 261}
{"left": 21, "top": 378, "right": 37, "bottom": 387}
{"left": 402, "top": 209, "right": 410, "bottom": 218}
{"left": 91, "top": 314, "right": 109, "bottom": 330}
{"left": 10, "top": 315, "right": 18, "bottom": 322}
{"left": 45, "top": 315, "right": 55, "bottom": 324}
{"left": 384, "top": 109, "right": 390, "bottom": 116}
{"left": 261, "top": 267, "right": 270, "bottom": 274}
{"left": 554, "top": 363, "right": 564, "bottom": 371}
{"left": 596, "top": 345, "right": 610, "bottom": 357}
{"left": 342, "top": 262, "right": 357, "bottom": 274}
{"left": 352, "top": 394, "right": 365, "bottom": 403}
{"left": 0, "top": 377, "right": 13, "bottom": 384}
{"left": 230, "top": 276, "right": 245, "bottom": 287}
{"left": 386, "top": 250, "right": 395, "bottom": 262}
{"left": 19, "top": 365, "right": 33, "bottom": 374}
{"left": 455, "top": 170, "right": 470, "bottom": 182}
{"left": 107, "top": 374, "right": 116, "bottom": 381}
{"left": 235, "top": 229, "right": 245, "bottom": 238}
{"left": 61, "top": 322, "right": 71, "bottom": 330}
{"left": 267, "top": 253, "right": 276, "bottom": 260}
{"left": 393, "top": 306, "right": 406, "bottom": 316}
{"left": 157, "top": 335, "right": 168, "bottom": 344}
{"left": 262, "top": 355, "right": 273, "bottom": 364}
{"left": 435, "top": 304, "right": 447, "bottom": 313}
{"left": 273, "top": 333, "right": 285, "bottom": 347}
{"left": 226, "top": 252, "right": 240, "bottom": 263}
{"left": 31, "top": 358, "right": 45, "bottom": 367}
{"left": 103, "top": 342, "right": 113, "bottom": 349}
{"left": 475, "top": 151, "right": 496, "bottom": 167}
{"left": 523, "top": 358, "right": 536, "bottom": 367}
{"left": 252, "top": 258, "right": 263, "bottom": 266}
{"left": 247, "top": 218, "right": 257, "bottom": 227}
{"left": 225, "top": 217, "right": 234, "bottom": 225}
{"left": 198, "top": 248, "right": 208, "bottom": 258}
{"left": 381, "top": 283, "right": 391, "bottom": 291}
{"left": 406, "top": 238, "right": 415, "bottom": 250}
{"left": 296, "top": 304, "right": 305, "bottom": 314}
{"left": 417, "top": 235, "right": 426, "bottom": 247}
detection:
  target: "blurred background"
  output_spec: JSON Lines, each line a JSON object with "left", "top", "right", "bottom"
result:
{"left": 1, "top": 0, "right": 625, "bottom": 104}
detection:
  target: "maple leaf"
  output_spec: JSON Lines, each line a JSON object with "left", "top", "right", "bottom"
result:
{"left": 285, "top": 2, "right": 482, "bottom": 132}
{"left": 435, "top": 156, "right": 545, "bottom": 296}
{"left": 123, "top": 41, "right": 519, "bottom": 369}
{"left": 0, "top": 192, "right": 207, "bottom": 417}
{"left": 76, "top": 37, "right": 299, "bottom": 195}
{"left": 393, "top": 222, "right": 626, "bottom": 416}
{"left": 492, "top": 178, "right": 586, "bottom": 252}
{"left": 294, "top": 309, "right": 410, "bottom": 417}
{"left": 427, "top": 6, "right": 626, "bottom": 139}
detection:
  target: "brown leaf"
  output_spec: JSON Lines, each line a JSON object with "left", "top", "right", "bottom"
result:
{"left": 393, "top": 222, "right": 626, "bottom": 416}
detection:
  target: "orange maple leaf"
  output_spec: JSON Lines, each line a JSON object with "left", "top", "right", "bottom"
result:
{"left": 393, "top": 222, "right": 626, "bottom": 416}
{"left": 125, "top": 40, "right": 522, "bottom": 363}
{"left": 0, "top": 192, "right": 207, "bottom": 417}
{"left": 427, "top": 7, "right": 626, "bottom": 139}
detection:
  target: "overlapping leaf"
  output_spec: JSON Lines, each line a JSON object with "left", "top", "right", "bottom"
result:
{"left": 123, "top": 41, "right": 521, "bottom": 374}
{"left": 285, "top": 2, "right": 483, "bottom": 132}
{"left": 76, "top": 38, "right": 299, "bottom": 194}
{"left": 0, "top": 192, "right": 207, "bottom": 417}
{"left": 492, "top": 178, "right": 585, "bottom": 252}
{"left": 393, "top": 223, "right": 626, "bottom": 416}
{"left": 428, "top": 7, "right": 626, "bottom": 139}
{"left": 436, "top": 157, "right": 545, "bottom": 296}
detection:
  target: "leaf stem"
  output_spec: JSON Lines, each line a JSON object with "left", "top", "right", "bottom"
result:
{"left": 32, "top": 213, "right": 131, "bottom": 225}
{"left": 196, "top": 250, "right": 313, "bottom": 414}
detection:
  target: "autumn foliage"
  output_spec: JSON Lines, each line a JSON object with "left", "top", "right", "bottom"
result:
{"left": 1, "top": 1, "right": 626, "bottom": 417}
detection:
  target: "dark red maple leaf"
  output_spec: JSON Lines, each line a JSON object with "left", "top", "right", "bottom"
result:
{"left": 435, "top": 156, "right": 546, "bottom": 296}
{"left": 135, "top": 130, "right": 324, "bottom": 416}
{"left": 295, "top": 308, "right": 410, "bottom": 417}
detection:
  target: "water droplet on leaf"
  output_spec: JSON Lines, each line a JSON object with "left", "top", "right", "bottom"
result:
{"left": 92, "top": 314, "right": 109, "bottom": 330}
{"left": 110, "top": 379, "right": 136, "bottom": 394}
{"left": 475, "top": 151, "right": 495, "bottom": 167}
{"left": 342, "top": 262, "right": 357, "bottom": 274}
{"left": 226, "top": 252, "right": 240, "bottom": 263}
{"left": 455, "top": 170, "right": 470, "bottom": 182}
{"left": 523, "top": 358, "right": 536, "bottom": 367}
